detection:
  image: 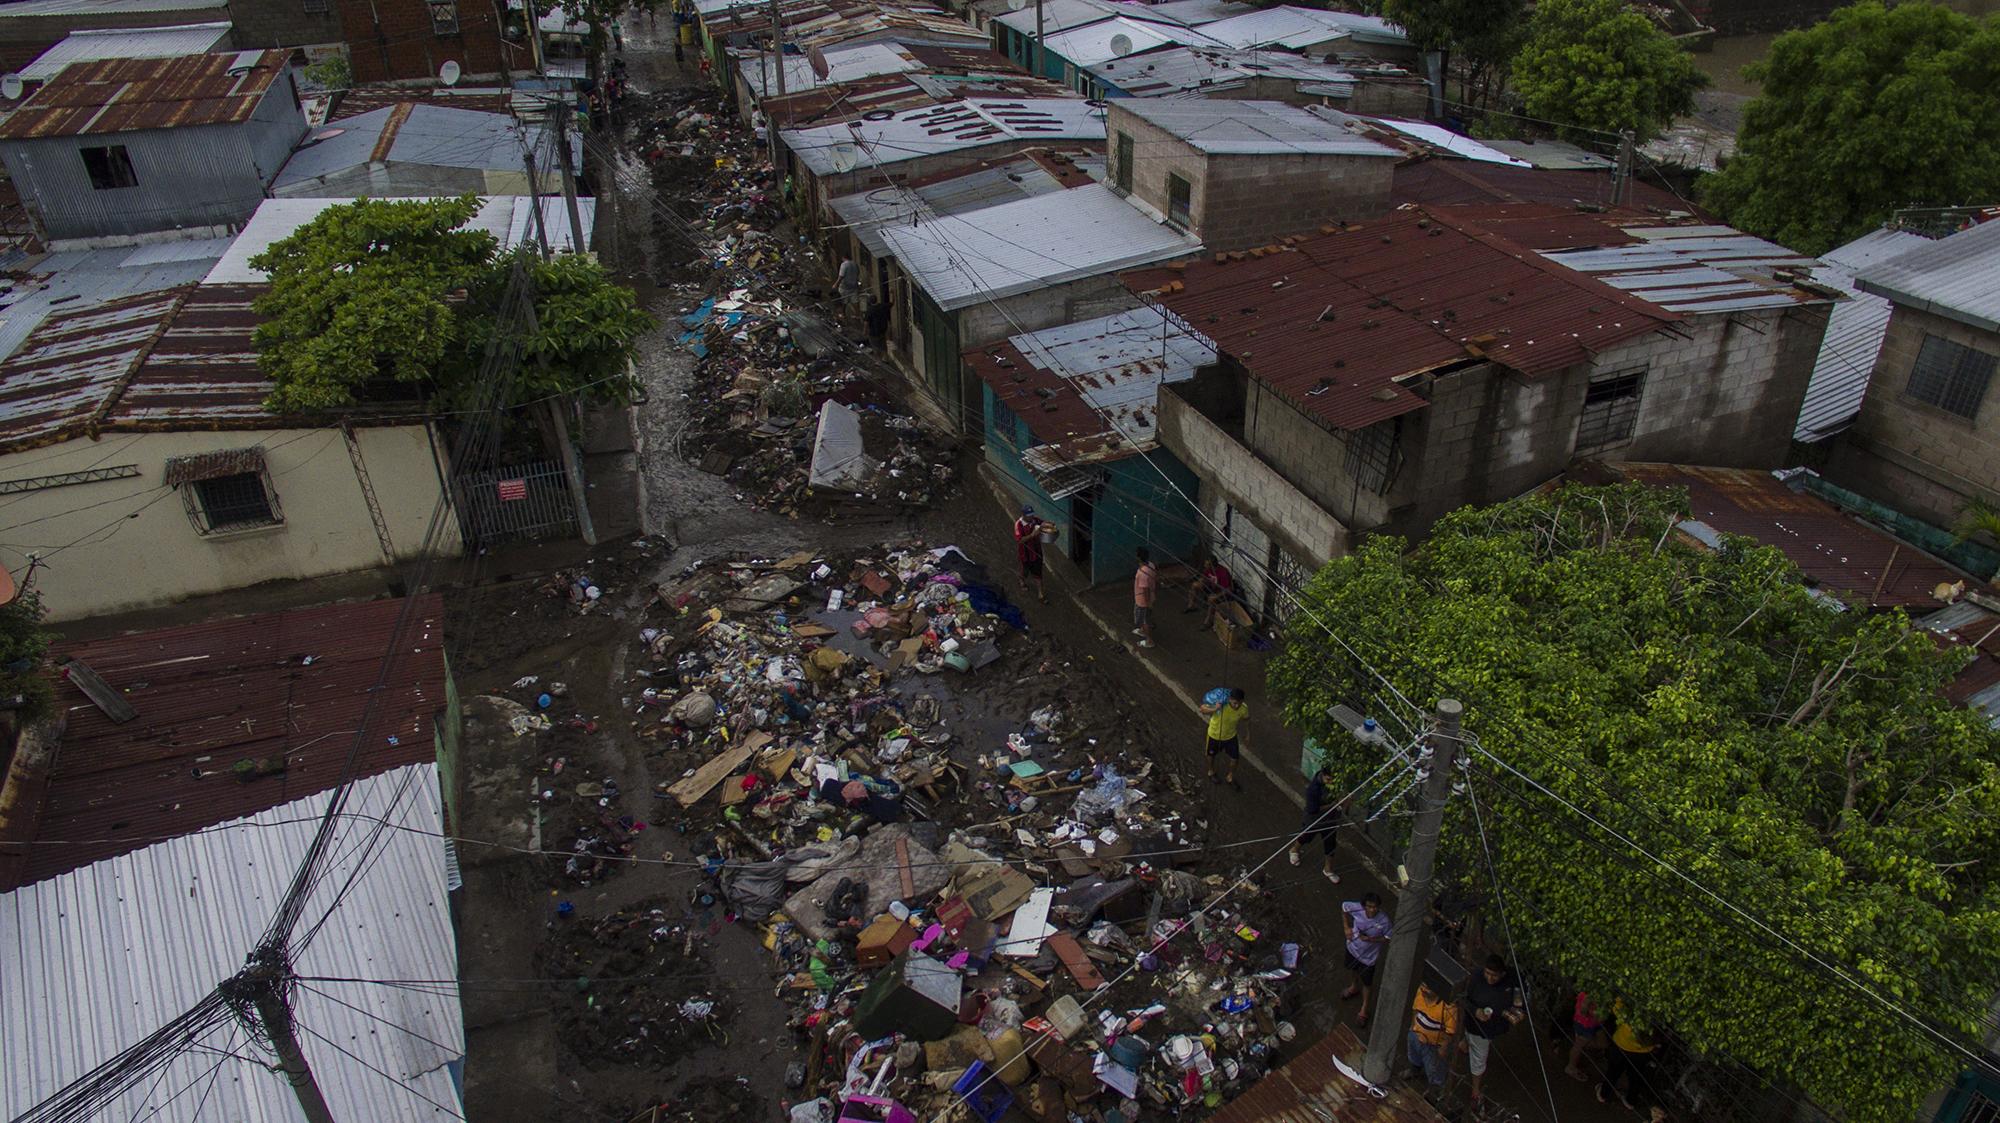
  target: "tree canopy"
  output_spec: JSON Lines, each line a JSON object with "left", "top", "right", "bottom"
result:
{"left": 1271, "top": 484, "right": 2000, "bottom": 1122}
{"left": 0, "top": 592, "right": 53, "bottom": 719}
{"left": 1700, "top": 1, "right": 2000, "bottom": 256}
{"left": 1511, "top": 0, "right": 1705, "bottom": 143}
{"left": 1379, "top": 0, "right": 1523, "bottom": 108}
{"left": 250, "top": 196, "right": 651, "bottom": 414}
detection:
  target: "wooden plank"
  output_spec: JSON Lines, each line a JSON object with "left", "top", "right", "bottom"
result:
{"left": 59, "top": 660, "right": 135, "bottom": 724}
{"left": 666, "top": 731, "right": 772, "bottom": 807}
{"left": 896, "top": 836, "right": 916, "bottom": 899}
{"left": 1046, "top": 932, "right": 1106, "bottom": 990}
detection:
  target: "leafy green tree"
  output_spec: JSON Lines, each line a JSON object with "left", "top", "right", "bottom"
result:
{"left": 252, "top": 196, "right": 651, "bottom": 412}
{"left": 1511, "top": 0, "right": 1705, "bottom": 144}
{"left": 1380, "top": 0, "right": 1524, "bottom": 110}
{"left": 1271, "top": 483, "right": 2000, "bottom": 1123}
{"left": 1702, "top": 2, "right": 2000, "bottom": 255}
{"left": 0, "top": 592, "right": 53, "bottom": 719}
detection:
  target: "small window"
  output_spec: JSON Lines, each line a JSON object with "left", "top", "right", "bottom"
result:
{"left": 80, "top": 145, "right": 137, "bottom": 190}
{"left": 1577, "top": 365, "right": 1646, "bottom": 451}
{"left": 189, "top": 472, "right": 281, "bottom": 534}
{"left": 1114, "top": 132, "right": 1133, "bottom": 193}
{"left": 1905, "top": 333, "right": 1995, "bottom": 420}
{"left": 1166, "top": 173, "right": 1190, "bottom": 228}
{"left": 429, "top": 0, "right": 460, "bottom": 34}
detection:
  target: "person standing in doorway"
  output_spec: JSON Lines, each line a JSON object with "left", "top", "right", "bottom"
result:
{"left": 1200, "top": 687, "right": 1248, "bottom": 789}
{"left": 865, "top": 295, "right": 890, "bottom": 353}
{"left": 1340, "top": 893, "right": 1391, "bottom": 1025}
{"left": 1013, "top": 506, "right": 1047, "bottom": 603}
{"left": 1288, "top": 763, "right": 1343, "bottom": 882}
{"left": 1461, "top": 954, "right": 1526, "bottom": 1107}
{"left": 1406, "top": 979, "right": 1460, "bottom": 1091}
{"left": 1131, "top": 547, "right": 1157, "bottom": 648}
{"left": 835, "top": 256, "right": 860, "bottom": 327}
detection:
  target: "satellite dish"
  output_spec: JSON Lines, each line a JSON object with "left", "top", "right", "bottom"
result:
{"left": 1007, "top": 0, "right": 1028, "bottom": 10}
{"left": 0, "top": 75, "right": 21, "bottom": 101}
{"left": 0, "top": 564, "right": 15, "bottom": 607}
{"left": 439, "top": 59, "right": 462, "bottom": 86}
{"left": 808, "top": 45, "right": 830, "bottom": 81}
{"left": 1108, "top": 33, "right": 1135, "bottom": 56}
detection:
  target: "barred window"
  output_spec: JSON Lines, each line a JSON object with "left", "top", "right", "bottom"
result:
{"left": 1166, "top": 174, "right": 1190, "bottom": 228}
{"left": 189, "top": 473, "right": 280, "bottom": 533}
{"left": 1577, "top": 365, "right": 1646, "bottom": 451}
{"left": 429, "top": 1, "right": 460, "bottom": 34}
{"left": 1114, "top": 132, "right": 1133, "bottom": 193}
{"left": 1344, "top": 419, "right": 1400, "bottom": 495}
{"left": 1905, "top": 334, "right": 1995, "bottom": 420}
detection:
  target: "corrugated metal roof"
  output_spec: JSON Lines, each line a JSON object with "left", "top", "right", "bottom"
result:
{"left": 20, "top": 22, "right": 233, "bottom": 83}
{"left": 0, "top": 287, "right": 182, "bottom": 454}
{"left": 1087, "top": 46, "right": 1357, "bottom": 97}
{"left": 1140, "top": 0, "right": 1258, "bottom": 26}
{"left": 1614, "top": 464, "right": 1978, "bottom": 610}
{"left": 1854, "top": 215, "right": 2000, "bottom": 333}
{"left": 1196, "top": 4, "right": 1407, "bottom": 50}
{"left": 0, "top": 49, "right": 291, "bottom": 141}
{"left": 783, "top": 97, "right": 1105, "bottom": 176}
{"left": 1391, "top": 159, "right": 1689, "bottom": 214}
{"left": 1127, "top": 206, "right": 1677, "bottom": 430}
{"left": 1540, "top": 223, "right": 1827, "bottom": 314}
{"left": 0, "top": 234, "right": 229, "bottom": 362}
{"left": 1795, "top": 226, "right": 1933, "bottom": 441}
{"left": 763, "top": 65, "right": 1065, "bottom": 129}
{"left": 329, "top": 86, "right": 514, "bottom": 121}
{"left": 1112, "top": 98, "right": 1399, "bottom": 157}
{"left": 1359, "top": 115, "right": 1530, "bottom": 166}
{"left": 205, "top": 195, "right": 596, "bottom": 284}
{"left": 1479, "top": 137, "right": 1614, "bottom": 171}
{"left": 1, "top": 763, "right": 464, "bottom": 1122}
{"left": 877, "top": 182, "right": 1199, "bottom": 312}
{"left": 736, "top": 40, "right": 923, "bottom": 101}
{"left": 967, "top": 304, "right": 1216, "bottom": 461}
{"left": 994, "top": 0, "right": 1128, "bottom": 37}
{"left": 107, "top": 282, "right": 270, "bottom": 423}
{"left": 830, "top": 151, "right": 1084, "bottom": 258}
{"left": 274, "top": 104, "right": 563, "bottom": 193}
{"left": 0, "top": 0, "right": 224, "bottom": 15}
{"left": 1039, "top": 16, "right": 1222, "bottom": 67}
{"left": 2, "top": 594, "right": 447, "bottom": 888}
{"left": 1208, "top": 1025, "right": 1443, "bottom": 1123}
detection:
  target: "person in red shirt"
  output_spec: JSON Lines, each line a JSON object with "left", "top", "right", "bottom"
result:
{"left": 1184, "top": 556, "right": 1234, "bottom": 627}
{"left": 1131, "top": 547, "right": 1157, "bottom": 648}
{"left": 1013, "top": 506, "right": 1047, "bottom": 603}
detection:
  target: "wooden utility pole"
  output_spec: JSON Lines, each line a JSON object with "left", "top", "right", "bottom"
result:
{"left": 1612, "top": 129, "right": 1635, "bottom": 207}
{"left": 1361, "top": 699, "right": 1462, "bottom": 1085}
{"left": 551, "top": 111, "right": 588, "bottom": 253}
{"left": 769, "top": 0, "right": 787, "bottom": 96}
{"left": 522, "top": 144, "right": 554, "bottom": 258}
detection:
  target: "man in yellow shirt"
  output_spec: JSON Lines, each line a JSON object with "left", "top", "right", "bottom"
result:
{"left": 1200, "top": 687, "right": 1248, "bottom": 789}
{"left": 1405, "top": 980, "right": 1460, "bottom": 1089}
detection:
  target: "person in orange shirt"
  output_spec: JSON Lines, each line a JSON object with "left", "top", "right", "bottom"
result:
{"left": 1130, "top": 547, "right": 1157, "bottom": 648}
{"left": 1405, "top": 980, "right": 1460, "bottom": 1089}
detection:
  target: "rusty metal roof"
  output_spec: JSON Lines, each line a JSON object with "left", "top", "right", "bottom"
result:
{"left": 0, "top": 48, "right": 290, "bottom": 141}
{"left": 0, "top": 287, "right": 184, "bottom": 454}
{"left": 1126, "top": 206, "right": 1678, "bottom": 431}
{"left": 1612, "top": 464, "right": 1982, "bottom": 610}
{"left": 1209, "top": 1026, "right": 1445, "bottom": 1123}
{"left": 2, "top": 594, "right": 445, "bottom": 889}
{"left": 766, "top": 70, "right": 1069, "bottom": 127}
{"left": 329, "top": 85, "right": 513, "bottom": 121}
{"left": 1392, "top": 159, "right": 1692, "bottom": 216}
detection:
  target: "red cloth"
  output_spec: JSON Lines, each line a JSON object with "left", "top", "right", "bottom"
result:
{"left": 1014, "top": 517, "right": 1043, "bottom": 562}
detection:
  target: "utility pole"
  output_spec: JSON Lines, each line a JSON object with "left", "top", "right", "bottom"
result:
{"left": 769, "top": 0, "right": 787, "bottom": 96}
{"left": 230, "top": 952, "right": 336, "bottom": 1123}
{"left": 522, "top": 143, "right": 553, "bottom": 258}
{"left": 550, "top": 110, "right": 588, "bottom": 253}
{"left": 1360, "top": 699, "right": 1462, "bottom": 1086}
{"left": 1612, "top": 129, "right": 1635, "bottom": 207}
{"left": 1033, "top": 0, "right": 1045, "bottom": 80}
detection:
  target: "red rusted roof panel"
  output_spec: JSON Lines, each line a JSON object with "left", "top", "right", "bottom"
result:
{"left": 0, "top": 49, "right": 290, "bottom": 140}
{"left": 1208, "top": 1026, "right": 1446, "bottom": 1123}
{"left": 13, "top": 595, "right": 446, "bottom": 887}
{"left": 1392, "top": 159, "right": 1695, "bottom": 217}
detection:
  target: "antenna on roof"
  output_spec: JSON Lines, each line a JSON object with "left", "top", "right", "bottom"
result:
{"left": 1109, "top": 33, "right": 1135, "bottom": 56}
{"left": 0, "top": 75, "right": 19, "bottom": 101}
{"left": 439, "top": 59, "right": 462, "bottom": 86}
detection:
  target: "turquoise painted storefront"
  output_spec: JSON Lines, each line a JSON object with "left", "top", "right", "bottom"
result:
{"left": 984, "top": 384, "right": 1202, "bottom": 587}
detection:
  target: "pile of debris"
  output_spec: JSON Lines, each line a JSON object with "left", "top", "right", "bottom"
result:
{"left": 614, "top": 546, "right": 1310, "bottom": 1120}
{"left": 538, "top": 895, "right": 731, "bottom": 1069}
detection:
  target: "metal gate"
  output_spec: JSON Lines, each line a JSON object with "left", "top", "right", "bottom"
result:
{"left": 452, "top": 459, "right": 579, "bottom": 547}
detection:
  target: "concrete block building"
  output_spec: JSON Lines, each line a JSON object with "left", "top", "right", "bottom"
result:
{"left": 1125, "top": 204, "right": 1836, "bottom": 620}
{"left": 1826, "top": 218, "right": 2000, "bottom": 531}
{"left": 1104, "top": 99, "right": 1399, "bottom": 251}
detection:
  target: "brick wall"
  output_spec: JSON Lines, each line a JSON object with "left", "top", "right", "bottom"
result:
{"left": 336, "top": 0, "right": 511, "bottom": 84}
{"left": 1159, "top": 386, "right": 1350, "bottom": 564}
{"left": 228, "top": 0, "right": 345, "bottom": 51}
{"left": 1826, "top": 304, "right": 2000, "bottom": 527}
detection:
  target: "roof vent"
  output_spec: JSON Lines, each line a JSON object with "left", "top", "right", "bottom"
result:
{"left": 226, "top": 50, "right": 264, "bottom": 75}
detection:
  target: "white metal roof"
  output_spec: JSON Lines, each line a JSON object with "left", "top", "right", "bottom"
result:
{"left": 1542, "top": 224, "right": 1828, "bottom": 314}
{"left": 994, "top": 0, "right": 1127, "bottom": 38}
{"left": 1112, "top": 98, "right": 1400, "bottom": 157}
{"left": 0, "top": 236, "right": 229, "bottom": 362}
{"left": 736, "top": 41, "right": 922, "bottom": 101}
{"left": 1357, "top": 115, "right": 1530, "bottom": 165}
{"left": 783, "top": 98, "right": 1106, "bottom": 176}
{"left": 1195, "top": 5, "right": 1406, "bottom": 50}
{"left": 274, "top": 104, "right": 565, "bottom": 193}
{"left": 1088, "top": 45, "right": 1356, "bottom": 96}
{"left": 0, "top": 0, "right": 224, "bottom": 15}
{"left": 1, "top": 764, "right": 463, "bottom": 1123}
{"left": 875, "top": 182, "right": 1198, "bottom": 311}
{"left": 1139, "top": 0, "right": 1258, "bottom": 27}
{"left": 1795, "top": 226, "right": 1934, "bottom": 441}
{"left": 1855, "top": 217, "right": 2000, "bottom": 333}
{"left": 19, "top": 21, "right": 232, "bottom": 83}
{"left": 1012, "top": 304, "right": 1216, "bottom": 446}
{"left": 831, "top": 156, "right": 1075, "bottom": 259}
{"left": 1040, "top": 16, "right": 1222, "bottom": 67}
{"left": 205, "top": 195, "right": 597, "bottom": 283}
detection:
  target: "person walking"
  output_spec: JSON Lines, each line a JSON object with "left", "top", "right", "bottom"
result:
{"left": 1340, "top": 893, "right": 1391, "bottom": 1025}
{"left": 1598, "top": 1002, "right": 1659, "bottom": 1110}
{"left": 1130, "top": 547, "right": 1157, "bottom": 648}
{"left": 1405, "top": 979, "right": 1460, "bottom": 1090}
{"left": 1200, "top": 688, "right": 1248, "bottom": 789}
{"left": 1461, "top": 954, "right": 1526, "bottom": 1107}
{"left": 1013, "top": 506, "right": 1047, "bottom": 603}
{"left": 1288, "top": 763, "right": 1343, "bottom": 882}
{"left": 835, "top": 256, "right": 860, "bottom": 326}
{"left": 1566, "top": 989, "right": 1605, "bottom": 1082}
